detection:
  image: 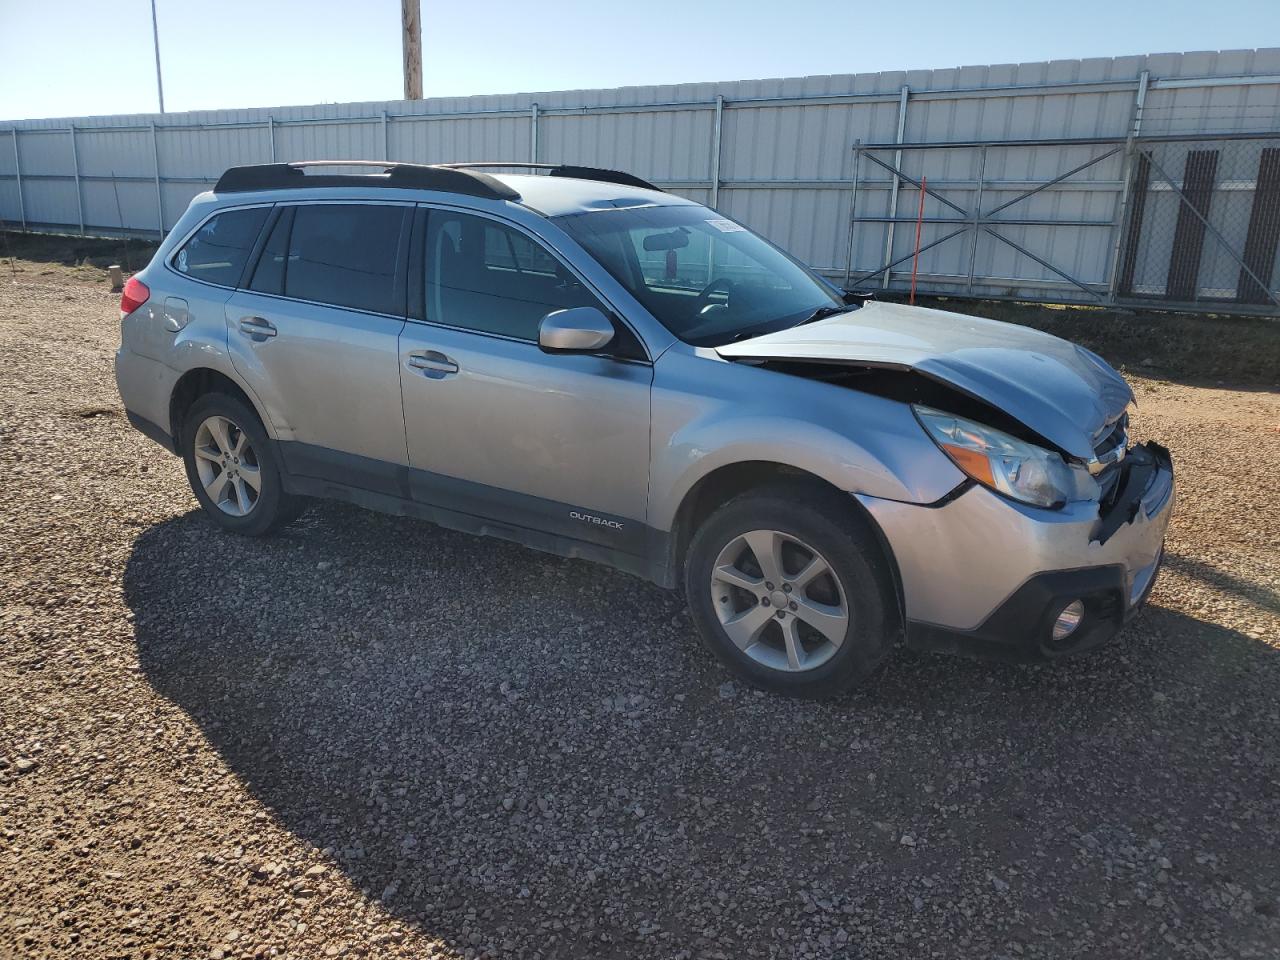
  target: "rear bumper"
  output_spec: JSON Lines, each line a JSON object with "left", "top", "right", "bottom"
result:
{"left": 125, "top": 410, "right": 177, "bottom": 454}
{"left": 116, "top": 346, "right": 180, "bottom": 453}
{"left": 859, "top": 442, "right": 1174, "bottom": 663}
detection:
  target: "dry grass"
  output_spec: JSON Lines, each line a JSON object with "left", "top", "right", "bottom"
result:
{"left": 0, "top": 229, "right": 158, "bottom": 276}
{"left": 919, "top": 295, "right": 1280, "bottom": 389}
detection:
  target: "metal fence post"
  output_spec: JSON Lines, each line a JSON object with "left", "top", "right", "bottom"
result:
{"left": 709, "top": 94, "right": 724, "bottom": 209}
{"left": 11, "top": 128, "right": 25, "bottom": 231}
{"left": 1105, "top": 70, "right": 1149, "bottom": 304}
{"left": 150, "top": 121, "right": 164, "bottom": 238}
{"left": 966, "top": 144, "right": 988, "bottom": 293}
{"left": 382, "top": 110, "right": 390, "bottom": 161}
{"left": 267, "top": 114, "right": 276, "bottom": 162}
{"left": 844, "top": 141, "right": 862, "bottom": 287}
{"left": 880, "top": 84, "right": 910, "bottom": 288}
{"left": 530, "top": 103, "right": 539, "bottom": 163}
{"left": 69, "top": 124, "right": 85, "bottom": 236}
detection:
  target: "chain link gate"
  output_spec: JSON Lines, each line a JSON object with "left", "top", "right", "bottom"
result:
{"left": 846, "top": 132, "right": 1280, "bottom": 317}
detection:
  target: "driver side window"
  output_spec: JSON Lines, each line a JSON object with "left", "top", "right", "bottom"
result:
{"left": 424, "top": 210, "right": 601, "bottom": 341}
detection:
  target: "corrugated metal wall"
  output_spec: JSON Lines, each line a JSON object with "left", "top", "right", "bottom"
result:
{"left": 3, "top": 49, "right": 1279, "bottom": 310}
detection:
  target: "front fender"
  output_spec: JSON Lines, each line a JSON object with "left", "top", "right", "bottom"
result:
{"left": 648, "top": 350, "right": 965, "bottom": 532}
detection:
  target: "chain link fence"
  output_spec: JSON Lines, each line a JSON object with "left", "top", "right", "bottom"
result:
{"left": 1115, "top": 136, "right": 1280, "bottom": 311}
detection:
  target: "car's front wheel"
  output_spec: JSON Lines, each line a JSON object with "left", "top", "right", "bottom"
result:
{"left": 684, "top": 485, "right": 897, "bottom": 697}
{"left": 180, "top": 393, "right": 305, "bottom": 536}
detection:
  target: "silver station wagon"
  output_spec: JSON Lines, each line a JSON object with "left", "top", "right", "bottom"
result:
{"left": 115, "top": 160, "right": 1174, "bottom": 696}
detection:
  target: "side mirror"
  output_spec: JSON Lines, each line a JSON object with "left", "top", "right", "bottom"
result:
{"left": 842, "top": 288, "right": 875, "bottom": 307}
{"left": 538, "top": 306, "right": 616, "bottom": 354}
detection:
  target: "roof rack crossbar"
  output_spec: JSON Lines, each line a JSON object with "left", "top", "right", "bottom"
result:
{"left": 213, "top": 161, "right": 521, "bottom": 201}
{"left": 438, "top": 162, "right": 662, "bottom": 192}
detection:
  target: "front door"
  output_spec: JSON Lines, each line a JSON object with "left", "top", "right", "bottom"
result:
{"left": 398, "top": 207, "right": 652, "bottom": 556}
{"left": 225, "top": 202, "right": 412, "bottom": 493}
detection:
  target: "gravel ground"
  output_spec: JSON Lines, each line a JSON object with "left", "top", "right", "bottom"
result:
{"left": 2, "top": 257, "right": 1279, "bottom": 960}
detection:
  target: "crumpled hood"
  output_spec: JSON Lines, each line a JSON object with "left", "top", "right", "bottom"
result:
{"left": 717, "top": 300, "right": 1133, "bottom": 460}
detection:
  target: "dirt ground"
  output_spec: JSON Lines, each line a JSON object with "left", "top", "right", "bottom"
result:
{"left": 2, "top": 244, "right": 1279, "bottom": 959}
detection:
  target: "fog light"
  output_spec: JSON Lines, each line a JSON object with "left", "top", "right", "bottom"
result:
{"left": 1051, "top": 599, "right": 1085, "bottom": 642}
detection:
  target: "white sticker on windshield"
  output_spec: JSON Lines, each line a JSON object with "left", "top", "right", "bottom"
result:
{"left": 706, "top": 218, "right": 746, "bottom": 233}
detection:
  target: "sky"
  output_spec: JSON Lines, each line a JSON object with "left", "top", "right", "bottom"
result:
{"left": 1, "top": 0, "right": 1278, "bottom": 121}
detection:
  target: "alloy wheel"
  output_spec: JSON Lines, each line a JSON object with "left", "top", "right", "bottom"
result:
{"left": 709, "top": 529, "right": 850, "bottom": 672}
{"left": 192, "top": 415, "right": 261, "bottom": 517}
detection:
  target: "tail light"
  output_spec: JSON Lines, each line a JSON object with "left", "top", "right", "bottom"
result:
{"left": 120, "top": 276, "right": 150, "bottom": 317}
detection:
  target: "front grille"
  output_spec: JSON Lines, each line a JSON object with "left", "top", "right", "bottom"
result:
{"left": 1093, "top": 412, "right": 1129, "bottom": 461}
{"left": 1089, "top": 413, "right": 1130, "bottom": 499}
{"left": 1096, "top": 465, "right": 1123, "bottom": 511}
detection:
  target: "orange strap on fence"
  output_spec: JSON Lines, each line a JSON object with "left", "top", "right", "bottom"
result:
{"left": 910, "top": 176, "right": 926, "bottom": 305}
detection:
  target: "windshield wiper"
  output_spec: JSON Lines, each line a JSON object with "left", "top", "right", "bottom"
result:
{"left": 794, "top": 305, "right": 853, "bottom": 327}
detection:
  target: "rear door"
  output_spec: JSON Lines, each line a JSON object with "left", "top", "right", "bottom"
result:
{"left": 225, "top": 201, "right": 412, "bottom": 493}
{"left": 398, "top": 206, "right": 653, "bottom": 555}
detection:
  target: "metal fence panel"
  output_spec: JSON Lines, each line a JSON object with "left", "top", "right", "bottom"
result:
{"left": 389, "top": 115, "right": 529, "bottom": 166}
{"left": 157, "top": 123, "right": 272, "bottom": 181}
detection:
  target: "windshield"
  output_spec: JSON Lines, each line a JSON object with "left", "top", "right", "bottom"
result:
{"left": 554, "top": 204, "right": 843, "bottom": 347}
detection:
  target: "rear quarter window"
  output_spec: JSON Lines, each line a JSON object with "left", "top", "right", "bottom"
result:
{"left": 173, "top": 207, "right": 269, "bottom": 287}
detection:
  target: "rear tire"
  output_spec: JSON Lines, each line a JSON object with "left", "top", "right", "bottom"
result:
{"left": 684, "top": 484, "right": 897, "bottom": 698}
{"left": 180, "top": 392, "right": 305, "bottom": 536}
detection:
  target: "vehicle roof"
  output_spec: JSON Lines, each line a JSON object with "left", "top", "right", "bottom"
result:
{"left": 492, "top": 173, "right": 698, "bottom": 218}
{"left": 205, "top": 162, "right": 700, "bottom": 219}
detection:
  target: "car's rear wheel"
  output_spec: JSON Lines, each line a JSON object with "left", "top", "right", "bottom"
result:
{"left": 181, "top": 393, "right": 305, "bottom": 536}
{"left": 684, "top": 485, "right": 896, "bottom": 697}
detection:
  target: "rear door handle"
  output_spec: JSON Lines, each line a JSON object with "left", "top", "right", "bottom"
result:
{"left": 239, "top": 316, "right": 277, "bottom": 341}
{"left": 407, "top": 350, "right": 459, "bottom": 378}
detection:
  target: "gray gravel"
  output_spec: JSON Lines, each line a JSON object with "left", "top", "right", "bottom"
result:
{"left": 2, "top": 258, "right": 1279, "bottom": 959}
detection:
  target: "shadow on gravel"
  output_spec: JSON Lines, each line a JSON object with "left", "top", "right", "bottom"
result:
{"left": 125, "top": 502, "right": 1280, "bottom": 958}
{"left": 1164, "top": 551, "right": 1280, "bottom": 616}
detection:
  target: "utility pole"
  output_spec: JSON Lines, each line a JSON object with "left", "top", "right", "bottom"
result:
{"left": 150, "top": 0, "right": 166, "bottom": 112}
{"left": 401, "top": 0, "right": 422, "bottom": 100}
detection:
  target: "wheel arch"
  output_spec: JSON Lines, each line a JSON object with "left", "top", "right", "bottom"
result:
{"left": 665, "top": 460, "right": 905, "bottom": 629}
{"left": 169, "top": 367, "right": 273, "bottom": 450}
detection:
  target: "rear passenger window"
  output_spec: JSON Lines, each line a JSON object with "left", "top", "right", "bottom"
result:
{"left": 174, "top": 207, "right": 269, "bottom": 287}
{"left": 283, "top": 204, "right": 407, "bottom": 314}
{"left": 425, "top": 211, "right": 600, "bottom": 340}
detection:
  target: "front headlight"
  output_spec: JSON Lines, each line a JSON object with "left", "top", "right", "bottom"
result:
{"left": 913, "top": 405, "right": 1096, "bottom": 508}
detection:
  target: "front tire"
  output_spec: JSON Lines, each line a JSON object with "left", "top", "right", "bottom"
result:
{"left": 684, "top": 485, "right": 897, "bottom": 698}
{"left": 181, "top": 393, "right": 304, "bottom": 536}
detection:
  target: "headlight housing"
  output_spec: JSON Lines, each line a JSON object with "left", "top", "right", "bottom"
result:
{"left": 913, "top": 405, "right": 1097, "bottom": 508}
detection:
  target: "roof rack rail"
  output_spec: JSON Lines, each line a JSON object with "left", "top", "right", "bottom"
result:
{"left": 439, "top": 162, "right": 662, "bottom": 192}
{"left": 213, "top": 161, "right": 521, "bottom": 201}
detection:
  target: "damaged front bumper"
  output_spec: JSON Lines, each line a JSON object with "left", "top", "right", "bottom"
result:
{"left": 857, "top": 442, "right": 1174, "bottom": 663}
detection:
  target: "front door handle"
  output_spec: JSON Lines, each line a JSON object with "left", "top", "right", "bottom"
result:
{"left": 239, "top": 316, "right": 277, "bottom": 341}
{"left": 407, "top": 350, "right": 459, "bottom": 378}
